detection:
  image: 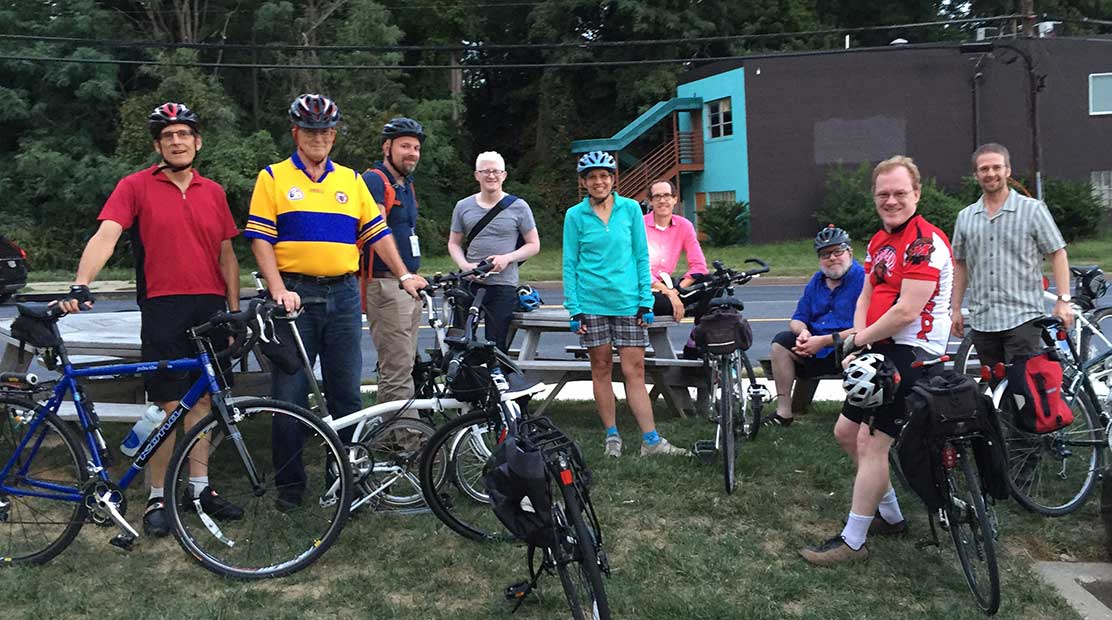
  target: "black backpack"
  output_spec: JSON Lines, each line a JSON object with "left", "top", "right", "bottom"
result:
{"left": 897, "top": 370, "right": 1010, "bottom": 511}
{"left": 481, "top": 433, "right": 556, "bottom": 548}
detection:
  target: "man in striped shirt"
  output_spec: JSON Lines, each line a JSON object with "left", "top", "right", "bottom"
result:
{"left": 950, "top": 143, "right": 1072, "bottom": 368}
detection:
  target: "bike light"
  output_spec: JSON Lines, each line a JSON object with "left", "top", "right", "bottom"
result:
{"left": 1056, "top": 329, "right": 1067, "bottom": 341}
{"left": 941, "top": 445, "right": 958, "bottom": 469}
{"left": 993, "top": 362, "right": 1006, "bottom": 381}
{"left": 980, "top": 366, "right": 991, "bottom": 382}
{"left": 559, "top": 469, "right": 574, "bottom": 486}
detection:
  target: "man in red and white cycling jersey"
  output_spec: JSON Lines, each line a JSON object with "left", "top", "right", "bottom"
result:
{"left": 801, "top": 155, "right": 953, "bottom": 566}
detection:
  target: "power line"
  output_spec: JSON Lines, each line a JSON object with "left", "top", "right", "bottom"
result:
{"left": 0, "top": 14, "right": 1024, "bottom": 54}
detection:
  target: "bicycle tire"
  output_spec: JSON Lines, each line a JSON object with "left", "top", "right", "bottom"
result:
{"left": 953, "top": 334, "right": 981, "bottom": 379}
{"left": 450, "top": 416, "right": 498, "bottom": 504}
{"left": 554, "top": 482, "right": 611, "bottom": 620}
{"left": 354, "top": 417, "right": 436, "bottom": 509}
{"left": 739, "top": 352, "right": 763, "bottom": 440}
{"left": 718, "top": 357, "right": 737, "bottom": 494}
{"left": 0, "top": 397, "right": 88, "bottom": 565}
{"left": 947, "top": 448, "right": 1001, "bottom": 615}
{"left": 1080, "top": 306, "right": 1112, "bottom": 368}
{"left": 700, "top": 356, "right": 721, "bottom": 422}
{"left": 165, "top": 398, "right": 353, "bottom": 579}
{"left": 997, "top": 388, "right": 1103, "bottom": 516}
{"left": 418, "top": 410, "right": 514, "bottom": 543}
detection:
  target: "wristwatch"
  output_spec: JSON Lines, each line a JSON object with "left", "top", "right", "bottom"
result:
{"left": 399, "top": 273, "right": 415, "bottom": 282}
{"left": 1057, "top": 293, "right": 1072, "bottom": 303}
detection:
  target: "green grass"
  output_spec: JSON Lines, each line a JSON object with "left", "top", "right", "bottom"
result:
{"left": 2, "top": 400, "right": 1096, "bottom": 619}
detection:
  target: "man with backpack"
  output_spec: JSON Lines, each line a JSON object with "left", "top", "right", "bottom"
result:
{"left": 447, "top": 151, "right": 541, "bottom": 352}
{"left": 950, "top": 142, "right": 1072, "bottom": 367}
{"left": 363, "top": 117, "right": 427, "bottom": 403}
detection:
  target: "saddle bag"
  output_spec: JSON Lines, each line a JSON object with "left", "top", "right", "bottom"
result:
{"left": 482, "top": 434, "right": 555, "bottom": 548}
{"left": 691, "top": 308, "right": 753, "bottom": 354}
{"left": 1006, "top": 349, "right": 1073, "bottom": 434}
{"left": 10, "top": 314, "right": 61, "bottom": 349}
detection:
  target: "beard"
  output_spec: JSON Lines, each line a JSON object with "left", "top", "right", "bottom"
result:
{"left": 821, "top": 262, "right": 850, "bottom": 280}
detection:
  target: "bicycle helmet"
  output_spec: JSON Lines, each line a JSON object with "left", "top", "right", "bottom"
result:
{"left": 814, "top": 225, "right": 851, "bottom": 253}
{"left": 516, "top": 285, "right": 542, "bottom": 312}
{"left": 381, "top": 117, "right": 426, "bottom": 144}
{"left": 576, "top": 151, "right": 617, "bottom": 177}
{"left": 1074, "top": 266, "right": 1109, "bottom": 301}
{"left": 842, "top": 352, "right": 900, "bottom": 409}
{"left": 289, "top": 94, "right": 341, "bottom": 129}
{"left": 148, "top": 102, "right": 200, "bottom": 138}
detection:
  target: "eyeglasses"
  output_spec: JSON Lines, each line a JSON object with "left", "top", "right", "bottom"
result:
{"left": 818, "top": 247, "right": 849, "bottom": 260}
{"left": 874, "top": 190, "right": 913, "bottom": 202}
{"left": 650, "top": 193, "right": 675, "bottom": 200}
{"left": 158, "top": 129, "right": 195, "bottom": 142}
{"left": 476, "top": 169, "right": 505, "bottom": 177}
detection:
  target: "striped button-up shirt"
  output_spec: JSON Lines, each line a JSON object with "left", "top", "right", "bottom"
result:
{"left": 951, "top": 189, "right": 1066, "bottom": 332}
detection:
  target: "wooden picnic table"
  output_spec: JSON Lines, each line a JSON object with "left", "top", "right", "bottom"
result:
{"left": 0, "top": 311, "right": 271, "bottom": 419}
{"left": 508, "top": 308, "right": 704, "bottom": 418}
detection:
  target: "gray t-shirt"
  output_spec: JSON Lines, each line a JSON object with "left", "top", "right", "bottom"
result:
{"left": 450, "top": 194, "right": 537, "bottom": 286}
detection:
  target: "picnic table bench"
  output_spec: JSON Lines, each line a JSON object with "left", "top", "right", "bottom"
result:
{"left": 508, "top": 308, "right": 704, "bottom": 418}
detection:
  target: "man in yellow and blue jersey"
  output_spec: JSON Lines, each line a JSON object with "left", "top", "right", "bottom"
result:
{"left": 245, "top": 94, "right": 426, "bottom": 510}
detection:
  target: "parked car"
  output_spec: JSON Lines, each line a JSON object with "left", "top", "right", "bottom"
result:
{"left": 0, "top": 235, "right": 28, "bottom": 304}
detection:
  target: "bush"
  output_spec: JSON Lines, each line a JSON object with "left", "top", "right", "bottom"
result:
{"left": 698, "top": 201, "right": 750, "bottom": 247}
{"left": 1044, "top": 177, "right": 1105, "bottom": 242}
{"left": 816, "top": 164, "right": 964, "bottom": 240}
{"left": 415, "top": 215, "right": 447, "bottom": 257}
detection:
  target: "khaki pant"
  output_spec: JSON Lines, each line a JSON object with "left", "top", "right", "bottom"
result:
{"left": 366, "top": 276, "right": 422, "bottom": 403}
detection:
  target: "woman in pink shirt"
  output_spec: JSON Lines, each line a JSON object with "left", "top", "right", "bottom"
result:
{"left": 644, "top": 179, "right": 708, "bottom": 321}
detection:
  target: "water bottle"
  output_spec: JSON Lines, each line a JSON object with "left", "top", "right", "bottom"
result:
{"left": 120, "top": 405, "right": 165, "bottom": 457}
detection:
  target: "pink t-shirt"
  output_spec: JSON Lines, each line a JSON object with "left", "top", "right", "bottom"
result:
{"left": 643, "top": 213, "right": 708, "bottom": 283}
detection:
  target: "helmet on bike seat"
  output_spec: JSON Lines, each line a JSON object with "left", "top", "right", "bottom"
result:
{"left": 381, "top": 117, "right": 426, "bottom": 144}
{"left": 516, "top": 285, "right": 542, "bottom": 312}
{"left": 148, "top": 102, "right": 200, "bottom": 139}
{"left": 842, "top": 352, "right": 900, "bottom": 409}
{"left": 814, "top": 225, "right": 851, "bottom": 253}
{"left": 576, "top": 151, "right": 617, "bottom": 177}
{"left": 289, "top": 94, "right": 341, "bottom": 129}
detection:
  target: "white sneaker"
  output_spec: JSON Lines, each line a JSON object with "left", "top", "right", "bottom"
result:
{"left": 640, "top": 437, "right": 692, "bottom": 457}
{"left": 604, "top": 435, "right": 623, "bottom": 458}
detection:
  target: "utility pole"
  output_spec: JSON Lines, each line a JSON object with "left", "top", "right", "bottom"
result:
{"left": 1020, "top": 0, "right": 1036, "bottom": 36}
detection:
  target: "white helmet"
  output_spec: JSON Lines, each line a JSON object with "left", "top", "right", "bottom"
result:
{"left": 842, "top": 352, "right": 899, "bottom": 409}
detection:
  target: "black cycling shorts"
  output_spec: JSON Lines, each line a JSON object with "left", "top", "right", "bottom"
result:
{"left": 140, "top": 294, "right": 229, "bottom": 403}
{"left": 770, "top": 330, "right": 842, "bottom": 379}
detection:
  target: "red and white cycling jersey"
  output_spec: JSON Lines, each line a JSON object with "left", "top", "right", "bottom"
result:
{"left": 863, "top": 214, "right": 954, "bottom": 356}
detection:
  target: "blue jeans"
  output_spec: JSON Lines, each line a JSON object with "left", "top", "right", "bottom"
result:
{"left": 271, "top": 274, "right": 362, "bottom": 497}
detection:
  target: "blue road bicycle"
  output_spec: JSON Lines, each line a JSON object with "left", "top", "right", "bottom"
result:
{"left": 0, "top": 298, "right": 352, "bottom": 579}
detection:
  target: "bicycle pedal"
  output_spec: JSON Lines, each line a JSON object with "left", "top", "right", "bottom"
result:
{"left": 693, "top": 440, "right": 716, "bottom": 465}
{"left": 504, "top": 580, "right": 532, "bottom": 600}
{"left": 109, "top": 533, "right": 137, "bottom": 551}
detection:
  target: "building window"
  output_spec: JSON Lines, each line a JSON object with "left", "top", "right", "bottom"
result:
{"left": 707, "top": 98, "right": 733, "bottom": 139}
{"left": 1093, "top": 170, "right": 1112, "bottom": 209}
{"left": 1092, "top": 73, "right": 1112, "bottom": 115}
{"left": 707, "top": 190, "right": 736, "bottom": 205}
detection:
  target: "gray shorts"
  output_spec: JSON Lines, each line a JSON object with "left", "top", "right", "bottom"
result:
{"left": 580, "top": 314, "right": 649, "bottom": 349}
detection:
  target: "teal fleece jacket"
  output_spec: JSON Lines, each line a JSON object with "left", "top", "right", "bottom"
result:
{"left": 562, "top": 193, "right": 653, "bottom": 317}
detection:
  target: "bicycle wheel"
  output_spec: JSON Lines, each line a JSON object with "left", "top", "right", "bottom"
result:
{"left": 946, "top": 447, "right": 1001, "bottom": 615}
{"left": 699, "top": 356, "right": 721, "bottom": 421}
{"left": 0, "top": 397, "right": 88, "bottom": 565}
{"left": 553, "top": 481, "right": 610, "bottom": 620}
{"left": 354, "top": 417, "right": 436, "bottom": 509}
{"left": 717, "top": 356, "right": 738, "bottom": 494}
{"left": 953, "top": 334, "right": 982, "bottom": 380}
{"left": 165, "top": 398, "right": 353, "bottom": 579}
{"left": 1080, "top": 308, "right": 1112, "bottom": 396}
{"left": 738, "top": 352, "right": 763, "bottom": 440}
{"left": 419, "top": 410, "right": 514, "bottom": 542}
{"left": 997, "top": 389, "right": 1103, "bottom": 516}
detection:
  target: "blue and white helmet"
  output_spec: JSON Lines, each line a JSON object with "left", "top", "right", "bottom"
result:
{"left": 516, "top": 285, "right": 542, "bottom": 312}
{"left": 576, "top": 151, "right": 617, "bottom": 177}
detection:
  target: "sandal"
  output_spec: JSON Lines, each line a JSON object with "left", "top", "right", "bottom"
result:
{"left": 763, "top": 412, "right": 794, "bottom": 428}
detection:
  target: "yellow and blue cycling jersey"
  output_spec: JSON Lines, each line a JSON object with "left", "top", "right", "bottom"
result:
{"left": 244, "top": 152, "right": 391, "bottom": 276}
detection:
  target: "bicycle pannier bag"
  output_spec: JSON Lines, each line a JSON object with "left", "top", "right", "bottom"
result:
{"left": 1006, "top": 350, "right": 1073, "bottom": 434}
{"left": 9, "top": 315, "right": 61, "bottom": 349}
{"left": 482, "top": 434, "right": 555, "bottom": 547}
{"left": 691, "top": 309, "right": 753, "bottom": 354}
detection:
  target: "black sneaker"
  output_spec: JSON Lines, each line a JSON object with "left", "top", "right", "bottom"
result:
{"left": 275, "top": 492, "right": 303, "bottom": 513}
{"left": 869, "top": 511, "right": 909, "bottom": 536}
{"left": 184, "top": 486, "right": 244, "bottom": 521}
{"left": 763, "top": 413, "right": 794, "bottom": 428}
{"left": 143, "top": 498, "right": 171, "bottom": 537}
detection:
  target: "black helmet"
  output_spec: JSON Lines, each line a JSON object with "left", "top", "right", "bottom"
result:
{"left": 381, "top": 117, "right": 426, "bottom": 144}
{"left": 814, "top": 225, "right": 851, "bottom": 253}
{"left": 289, "top": 94, "right": 340, "bottom": 129}
{"left": 148, "top": 102, "right": 200, "bottom": 139}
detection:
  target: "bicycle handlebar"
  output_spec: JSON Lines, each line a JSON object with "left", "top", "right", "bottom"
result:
{"left": 423, "top": 259, "right": 495, "bottom": 293}
{"left": 675, "top": 258, "right": 770, "bottom": 298}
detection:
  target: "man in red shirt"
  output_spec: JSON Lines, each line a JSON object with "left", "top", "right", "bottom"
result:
{"left": 801, "top": 156, "right": 953, "bottom": 566}
{"left": 60, "top": 102, "right": 243, "bottom": 537}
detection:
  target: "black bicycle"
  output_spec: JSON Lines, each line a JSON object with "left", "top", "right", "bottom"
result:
{"left": 676, "top": 258, "right": 770, "bottom": 493}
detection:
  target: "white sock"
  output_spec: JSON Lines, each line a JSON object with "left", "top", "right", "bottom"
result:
{"left": 840, "top": 511, "right": 873, "bottom": 550}
{"left": 190, "top": 476, "right": 210, "bottom": 496}
{"left": 878, "top": 487, "right": 904, "bottom": 524}
{"left": 149, "top": 486, "right": 164, "bottom": 501}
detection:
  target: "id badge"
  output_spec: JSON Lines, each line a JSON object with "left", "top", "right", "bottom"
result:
{"left": 409, "top": 234, "right": 421, "bottom": 257}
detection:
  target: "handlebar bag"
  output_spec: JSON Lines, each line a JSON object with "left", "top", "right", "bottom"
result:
{"left": 481, "top": 434, "right": 555, "bottom": 547}
{"left": 1006, "top": 349, "right": 1074, "bottom": 434}
{"left": 258, "top": 319, "right": 302, "bottom": 376}
{"left": 691, "top": 308, "right": 752, "bottom": 354}
{"left": 10, "top": 315, "right": 61, "bottom": 349}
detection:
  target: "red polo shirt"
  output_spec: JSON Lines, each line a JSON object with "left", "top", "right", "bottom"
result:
{"left": 99, "top": 166, "right": 239, "bottom": 301}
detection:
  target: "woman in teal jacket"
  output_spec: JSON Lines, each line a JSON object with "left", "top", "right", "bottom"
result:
{"left": 563, "top": 151, "right": 690, "bottom": 458}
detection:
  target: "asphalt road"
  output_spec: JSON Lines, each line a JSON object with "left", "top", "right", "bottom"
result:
{"left": 1, "top": 283, "right": 802, "bottom": 379}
